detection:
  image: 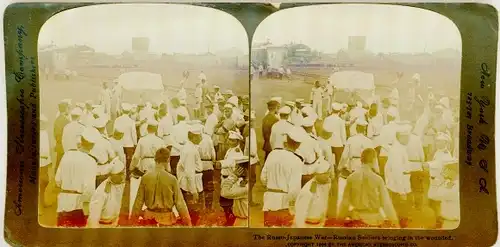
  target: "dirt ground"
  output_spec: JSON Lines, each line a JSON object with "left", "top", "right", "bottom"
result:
{"left": 38, "top": 65, "right": 248, "bottom": 227}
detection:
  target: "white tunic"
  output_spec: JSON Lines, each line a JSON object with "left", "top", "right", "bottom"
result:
{"left": 87, "top": 178, "right": 125, "bottom": 227}
{"left": 221, "top": 146, "right": 243, "bottom": 176}
{"left": 244, "top": 128, "right": 259, "bottom": 165}
{"left": 114, "top": 114, "right": 137, "bottom": 148}
{"left": 55, "top": 150, "right": 97, "bottom": 213}
{"left": 385, "top": 141, "right": 411, "bottom": 195}
{"left": 428, "top": 149, "right": 453, "bottom": 200}
{"left": 221, "top": 176, "right": 248, "bottom": 221}
{"left": 99, "top": 89, "right": 112, "bottom": 119}
{"left": 91, "top": 135, "right": 117, "bottom": 176}
{"left": 290, "top": 108, "right": 304, "bottom": 126}
{"left": 310, "top": 87, "right": 323, "bottom": 103}
{"left": 157, "top": 114, "right": 174, "bottom": 144}
{"left": 110, "top": 138, "right": 126, "bottom": 165}
{"left": 177, "top": 141, "right": 204, "bottom": 193}
{"left": 367, "top": 114, "right": 384, "bottom": 138}
{"left": 296, "top": 134, "right": 322, "bottom": 175}
{"left": 138, "top": 108, "right": 156, "bottom": 138}
{"left": 339, "top": 134, "right": 375, "bottom": 172}
{"left": 170, "top": 121, "right": 189, "bottom": 157}
{"left": 406, "top": 134, "right": 425, "bottom": 171}
{"left": 177, "top": 88, "right": 187, "bottom": 101}
{"left": 294, "top": 179, "right": 331, "bottom": 227}
{"left": 62, "top": 121, "right": 85, "bottom": 152}
{"left": 130, "top": 134, "right": 164, "bottom": 173}
{"left": 435, "top": 180, "right": 460, "bottom": 225}
{"left": 204, "top": 113, "right": 218, "bottom": 136}
{"left": 198, "top": 134, "right": 216, "bottom": 171}
{"left": 323, "top": 114, "right": 347, "bottom": 148}
{"left": 374, "top": 121, "right": 398, "bottom": 156}
{"left": 261, "top": 149, "right": 303, "bottom": 211}
{"left": 40, "top": 130, "right": 52, "bottom": 167}
{"left": 270, "top": 120, "right": 293, "bottom": 150}
{"left": 318, "top": 137, "right": 334, "bottom": 166}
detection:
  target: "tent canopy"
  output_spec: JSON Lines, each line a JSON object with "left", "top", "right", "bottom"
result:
{"left": 118, "top": 72, "right": 164, "bottom": 91}
{"left": 329, "top": 70, "right": 375, "bottom": 91}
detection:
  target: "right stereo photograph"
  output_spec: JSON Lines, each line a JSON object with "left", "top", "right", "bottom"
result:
{"left": 249, "top": 4, "right": 462, "bottom": 229}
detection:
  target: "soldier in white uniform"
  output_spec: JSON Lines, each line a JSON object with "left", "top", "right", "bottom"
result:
{"left": 373, "top": 107, "right": 399, "bottom": 180}
{"left": 91, "top": 117, "right": 118, "bottom": 188}
{"left": 260, "top": 126, "right": 306, "bottom": 227}
{"left": 99, "top": 81, "right": 112, "bottom": 119}
{"left": 213, "top": 85, "right": 224, "bottom": 103}
{"left": 87, "top": 159, "right": 126, "bottom": 228}
{"left": 157, "top": 103, "right": 174, "bottom": 146}
{"left": 323, "top": 102, "right": 347, "bottom": 167}
{"left": 244, "top": 110, "right": 259, "bottom": 206}
{"left": 434, "top": 158, "right": 459, "bottom": 229}
{"left": 204, "top": 103, "right": 218, "bottom": 136}
{"left": 177, "top": 124, "right": 205, "bottom": 226}
{"left": 406, "top": 128, "right": 426, "bottom": 208}
{"left": 113, "top": 103, "right": 137, "bottom": 175}
{"left": 348, "top": 101, "right": 368, "bottom": 137}
{"left": 194, "top": 81, "right": 203, "bottom": 119}
{"left": 130, "top": 119, "right": 165, "bottom": 175}
{"left": 338, "top": 119, "right": 376, "bottom": 175}
{"left": 55, "top": 127, "right": 99, "bottom": 227}
{"left": 310, "top": 81, "right": 325, "bottom": 119}
{"left": 220, "top": 161, "right": 249, "bottom": 227}
{"left": 384, "top": 122, "right": 413, "bottom": 225}
{"left": 290, "top": 99, "right": 304, "bottom": 126}
{"left": 297, "top": 117, "right": 323, "bottom": 187}
{"left": 270, "top": 106, "right": 293, "bottom": 150}
{"left": 294, "top": 159, "right": 332, "bottom": 227}
{"left": 170, "top": 108, "right": 190, "bottom": 176}
{"left": 62, "top": 107, "right": 85, "bottom": 152}
{"left": 109, "top": 122, "right": 126, "bottom": 165}
{"left": 39, "top": 114, "right": 52, "bottom": 209}
{"left": 196, "top": 121, "right": 217, "bottom": 212}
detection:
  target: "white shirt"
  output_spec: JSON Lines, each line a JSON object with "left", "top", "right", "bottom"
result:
{"left": 170, "top": 121, "right": 189, "bottom": 156}
{"left": 139, "top": 108, "right": 156, "bottom": 138}
{"left": 62, "top": 121, "right": 85, "bottom": 152}
{"left": 261, "top": 149, "right": 303, "bottom": 211}
{"left": 367, "top": 114, "right": 384, "bottom": 138}
{"left": 318, "top": 137, "right": 334, "bottom": 165}
{"left": 110, "top": 138, "right": 126, "bottom": 165}
{"left": 130, "top": 133, "right": 164, "bottom": 173}
{"left": 310, "top": 87, "right": 323, "bottom": 102}
{"left": 385, "top": 141, "right": 411, "bottom": 195}
{"left": 339, "top": 134, "right": 375, "bottom": 171}
{"left": 428, "top": 149, "right": 453, "bottom": 200}
{"left": 323, "top": 114, "right": 347, "bottom": 147}
{"left": 297, "top": 134, "right": 322, "bottom": 175}
{"left": 40, "top": 130, "right": 52, "bottom": 167}
{"left": 55, "top": 150, "right": 97, "bottom": 213}
{"left": 177, "top": 88, "right": 187, "bottom": 101}
{"left": 177, "top": 141, "right": 204, "bottom": 193}
{"left": 204, "top": 113, "right": 218, "bottom": 136}
{"left": 270, "top": 119, "right": 293, "bottom": 150}
{"left": 221, "top": 176, "right": 248, "bottom": 219}
{"left": 114, "top": 114, "right": 137, "bottom": 147}
{"left": 294, "top": 179, "right": 331, "bottom": 227}
{"left": 87, "top": 177, "right": 125, "bottom": 227}
{"left": 195, "top": 87, "right": 203, "bottom": 102}
{"left": 374, "top": 121, "right": 398, "bottom": 156}
{"left": 406, "top": 134, "right": 425, "bottom": 170}
{"left": 436, "top": 180, "right": 460, "bottom": 220}
{"left": 290, "top": 108, "right": 304, "bottom": 126}
{"left": 91, "top": 135, "right": 117, "bottom": 176}
{"left": 221, "top": 146, "right": 243, "bottom": 176}
{"left": 245, "top": 128, "right": 259, "bottom": 165}
{"left": 198, "top": 73, "right": 207, "bottom": 81}
{"left": 157, "top": 114, "right": 174, "bottom": 142}
{"left": 198, "top": 134, "right": 216, "bottom": 171}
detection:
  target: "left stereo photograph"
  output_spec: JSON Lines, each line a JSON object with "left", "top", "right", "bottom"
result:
{"left": 38, "top": 3, "right": 251, "bottom": 228}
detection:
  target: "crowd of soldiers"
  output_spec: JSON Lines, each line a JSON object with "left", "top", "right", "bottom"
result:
{"left": 39, "top": 71, "right": 253, "bottom": 227}
{"left": 258, "top": 73, "right": 460, "bottom": 229}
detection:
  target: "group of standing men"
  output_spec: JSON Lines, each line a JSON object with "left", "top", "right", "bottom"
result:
{"left": 39, "top": 71, "right": 255, "bottom": 227}
{"left": 258, "top": 72, "right": 460, "bottom": 229}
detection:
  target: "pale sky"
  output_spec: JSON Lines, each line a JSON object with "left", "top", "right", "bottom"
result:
{"left": 254, "top": 4, "right": 462, "bottom": 53}
{"left": 39, "top": 4, "right": 249, "bottom": 55}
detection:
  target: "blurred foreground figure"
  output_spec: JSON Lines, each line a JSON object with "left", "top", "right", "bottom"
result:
{"left": 131, "top": 147, "right": 191, "bottom": 227}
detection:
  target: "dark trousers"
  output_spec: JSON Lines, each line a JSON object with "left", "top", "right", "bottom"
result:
{"left": 332, "top": 146, "right": 344, "bottom": 170}
{"left": 220, "top": 196, "right": 235, "bottom": 226}
{"left": 264, "top": 209, "right": 293, "bottom": 227}
{"left": 96, "top": 174, "right": 109, "bottom": 188}
{"left": 124, "top": 146, "right": 136, "bottom": 179}
{"left": 57, "top": 209, "right": 87, "bottom": 227}
{"left": 202, "top": 170, "right": 215, "bottom": 210}
{"left": 301, "top": 174, "right": 314, "bottom": 188}
{"left": 170, "top": 156, "right": 180, "bottom": 177}
{"left": 182, "top": 189, "right": 204, "bottom": 226}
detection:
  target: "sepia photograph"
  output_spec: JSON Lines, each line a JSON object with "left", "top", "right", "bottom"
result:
{"left": 37, "top": 4, "right": 250, "bottom": 228}
{"left": 250, "top": 4, "right": 462, "bottom": 229}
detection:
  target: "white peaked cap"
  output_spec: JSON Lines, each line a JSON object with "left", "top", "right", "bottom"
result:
{"left": 147, "top": 119, "right": 159, "bottom": 127}
{"left": 301, "top": 106, "right": 313, "bottom": 115}
{"left": 40, "top": 114, "right": 48, "bottom": 123}
{"left": 332, "top": 102, "right": 342, "bottom": 111}
{"left": 412, "top": 73, "right": 421, "bottom": 81}
{"left": 315, "top": 159, "right": 331, "bottom": 174}
{"left": 228, "top": 96, "right": 239, "bottom": 106}
{"left": 301, "top": 117, "right": 315, "bottom": 127}
{"left": 342, "top": 103, "right": 348, "bottom": 109}
{"left": 387, "top": 107, "right": 399, "bottom": 117}
{"left": 214, "top": 85, "right": 220, "bottom": 89}
{"left": 188, "top": 124, "right": 203, "bottom": 135}
{"left": 110, "top": 159, "right": 125, "bottom": 174}
{"left": 224, "top": 89, "right": 234, "bottom": 95}
{"left": 177, "top": 107, "right": 189, "bottom": 117}
{"left": 121, "top": 103, "right": 132, "bottom": 111}
{"left": 224, "top": 104, "right": 233, "bottom": 109}
{"left": 81, "top": 127, "right": 100, "bottom": 144}
{"left": 295, "top": 98, "right": 304, "bottom": 103}
{"left": 279, "top": 106, "right": 292, "bottom": 115}
{"left": 76, "top": 102, "right": 85, "bottom": 109}
{"left": 61, "top": 99, "right": 72, "bottom": 105}
{"left": 70, "top": 107, "right": 83, "bottom": 116}
{"left": 355, "top": 118, "right": 368, "bottom": 126}
{"left": 271, "top": 97, "right": 282, "bottom": 104}
{"left": 436, "top": 132, "right": 451, "bottom": 142}
{"left": 439, "top": 97, "right": 450, "bottom": 109}
{"left": 356, "top": 101, "right": 363, "bottom": 108}
{"left": 93, "top": 117, "right": 108, "bottom": 128}
{"left": 250, "top": 110, "right": 256, "bottom": 119}
{"left": 228, "top": 130, "right": 243, "bottom": 140}
{"left": 285, "top": 101, "right": 295, "bottom": 107}
{"left": 92, "top": 104, "right": 101, "bottom": 109}
{"left": 302, "top": 103, "right": 312, "bottom": 108}
{"left": 286, "top": 126, "right": 309, "bottom": 143}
